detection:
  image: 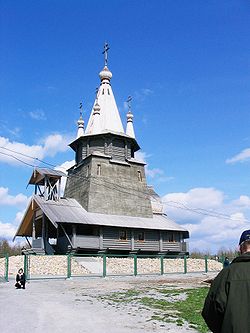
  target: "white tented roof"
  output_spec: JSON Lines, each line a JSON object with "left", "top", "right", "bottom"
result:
{"left": 85, "top": 66, "right": 125, "bottom": 136}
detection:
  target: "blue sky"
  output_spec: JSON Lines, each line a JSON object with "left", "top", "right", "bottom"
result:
{"left": 1, "top": 0, "right": 250, "bottom": 253}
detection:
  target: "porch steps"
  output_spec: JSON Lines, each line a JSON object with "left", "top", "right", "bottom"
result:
{"left": 22, "top": 248, "right": 46, "bottom": 255}
{"left": 74, "top": 257, "right": 103, "bottom": 274}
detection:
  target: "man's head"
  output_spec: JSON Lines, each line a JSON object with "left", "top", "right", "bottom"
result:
{"left": 239, "top": 229, "right": 250, "bottom": 254}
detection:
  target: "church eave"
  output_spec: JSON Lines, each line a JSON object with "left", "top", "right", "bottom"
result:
{"left": 15, "top": 195, "right": 189, "bottom": 236}
{"left": 69, "top": 131, "right": 140, "bottom": 152}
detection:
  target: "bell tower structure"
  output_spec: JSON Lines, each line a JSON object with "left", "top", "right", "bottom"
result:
{"left": 64, "top": 44, "right": 153, "bottom": 218}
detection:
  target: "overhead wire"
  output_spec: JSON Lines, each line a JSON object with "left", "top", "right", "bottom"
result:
{"left": 0, "top": 148, "right": 151, "bottom": 200}
{"left": 163, "top": 200, "right": 250, "bottom": 223}
{"left": 0, "top": 146, "right": 56, "bottom": 168}
{"left": 1, "top": 146, "right": 249, "bottom": 223}
{"left": 0, "top": 151, "right": 37, "bottom": 168}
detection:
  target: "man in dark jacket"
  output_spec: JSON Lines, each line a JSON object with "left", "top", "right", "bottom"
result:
{"left": 202, "top": 229, "right": 250, "bottom": 333}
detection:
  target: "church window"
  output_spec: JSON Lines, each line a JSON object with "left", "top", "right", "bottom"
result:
{"left": 86, "top": 165, "right": 90, "bottom": 177}
{"left": 131, "top": 148, "right": 135, "bottom": 158}
{"left": 107, "top": 88, "right": 110, "bottom": 95}
{"left": 102, "top": 89, "right": 104, "bottom": 95}
{"left": 97, "top": 164, "right": 101, "bottom": 176}
{"left": 119, "top": 230, "right": 127, "bottom": 240}
{"left": 137, "top": 232, "right": 145, "bottom": 241}
{"left": 137, "top": 171, "right": 142, "bottom": 181}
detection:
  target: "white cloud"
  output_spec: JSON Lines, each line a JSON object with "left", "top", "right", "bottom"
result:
{"left": 135, "top": 151, "right": 173, "bottom": 182}
{"left": 134, "top": 88, "right": 154, "bottom": 102}
{"left": 0, "top": 134, "right": 73, "bottom": 166}
{"left": 162, "top": 187, "right": 225, "bottom": 223}
{"left": 0, "top": 190, "right": 29, "bottom": 240}
{"left": 0, "top": 187, "right": 29, "bottom": 208}
{"left": 162, "top": 187, "right": 250, "bottom": 253}
{"left": 233, "top": 195, "right": 250, "bottom": 208}
{"left": 226, "top": 148, "right": 250, "bottom": 164}
{"left": 41, "top": 134, "right": 71, "bottom": 157}
{"left": 0, "top": 120, "right": 21, "bottom": 138}
{"left": 0, "top": 221, "right": 17, "bottom": 239}
{"left": 146, "top": 167, "right": 164, "bottom": 178}
{"left": 134, "top": 151, "right": 148, "bottom": 163}
{"left": 14, "top": 209, "right": 26, "bottom": 225}
{"left": 141, "top": 88, "right": 153, "bottom": 96}
{"left": 29, "top": 109, "right": 46, "bottom": 120}
{"left": 55, "top": 159, "right": 75, "bottom": 173}
{"left": 0, "top": 208, "right": 26, "bottom": 240}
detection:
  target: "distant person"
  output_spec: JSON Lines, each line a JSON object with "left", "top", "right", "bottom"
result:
{"left": 202, "top": 229, "right": 250, "bottom": 332}
{"left": 15, "top": 268, "right": 26, "bottom": 289}
{"left": 223, "top": 256, "right": 230, "bottom": 268}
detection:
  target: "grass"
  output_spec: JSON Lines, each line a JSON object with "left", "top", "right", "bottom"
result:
{"left": 174, "top": 287, "right": 210, "bottom": 332}
{"left": 99, "top": 289, "right": 141, "bottom": 303}
{"left": 139, "top": 287, "right": 210, "bottom": 332}
{"left": 100, "top": 286, "right": 210, "bottom": 333}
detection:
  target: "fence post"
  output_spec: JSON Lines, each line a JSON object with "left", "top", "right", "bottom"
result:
{"left": 160, "top": 256, "right": 164, "bottom": 275}
{"left": 67, "top": 254, "right": 71, "bottom": 278}
{"left": 24, "top": 254, "right": 28, "bottom": 278}
{"left": 102, "top": 254, "right": 106, "bottom": 277}
{"left": 133, "top": 254, "right": 137, "bottom": 276}
{"left": 5, "top": 254, "right": 9, "bottom": 282}
{"left": 205, "top": 255, "right": 208, "bottom": 273}
{"left": 184, "top": 255, "right": 187, "bottom": 274}
{"left": 26, "top": 255, "right": 30, "bottom": 280}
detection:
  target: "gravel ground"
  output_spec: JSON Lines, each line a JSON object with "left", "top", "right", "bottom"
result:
{"left": 0, "top": 273, "right": 215, "bottom": 333}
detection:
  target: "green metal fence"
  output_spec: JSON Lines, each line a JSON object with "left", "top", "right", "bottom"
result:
{"left": 1, "top": 253, "right": 224, "bottom": 281}
{"left": 64, "top": 253, "right": 221, "bottom": 279}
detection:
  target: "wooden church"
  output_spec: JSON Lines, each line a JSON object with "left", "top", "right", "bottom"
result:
{"left": 14, "top": 45, "right": 189, "bottom": 255}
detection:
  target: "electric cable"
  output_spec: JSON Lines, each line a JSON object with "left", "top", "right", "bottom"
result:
{"left": 1, "top": 147, "right": 249, "bottom": 223}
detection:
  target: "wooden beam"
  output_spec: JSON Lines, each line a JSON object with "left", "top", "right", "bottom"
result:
{"left": 131, "top": 230, "right": 134, "bottom": 251}
{"left": 60, "top": 224, "right": 73, "bottom": 248}
{"left": 72, "top": 224, "right": 76, "bottom": 247}
{"left": 32, "top": 213, "right": 36, "bottom": 240}
{"left": 159, "top": 231, "right": 163, "bottom": 252}
{"left": 25, "top": 236, "right": 32, "bottom": 248}
{"left": 99, "top": 227, "right": 103, "bottom": 250}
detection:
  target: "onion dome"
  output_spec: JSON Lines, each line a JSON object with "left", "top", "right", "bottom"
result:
{"left": 93, "top": 101, "right": 101, "bottom": 115}
{"left": 77, "top": 110, "right": 84, "bottom": 138}
{"left": 99, "top": 66, "right": 112, "bottom": 83}
{"left": 127, "top": 110, "right": 134, "bottom": 122}
{"left": 126, "top": 110, "right": 135, "bottom": 138}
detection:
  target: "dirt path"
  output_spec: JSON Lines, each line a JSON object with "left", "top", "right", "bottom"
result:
{"left": 0, "top": 273, "right": 215, "bottom": 333}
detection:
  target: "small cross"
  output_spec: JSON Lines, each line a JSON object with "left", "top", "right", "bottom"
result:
{"left": 127, "top": 96, "right": 132, "bottom": 111}
{"left": 102, "top": 42, "right": 110, "bottom": 66}
{"left": 79, "top": 102, "right": 83, "bottom": 117}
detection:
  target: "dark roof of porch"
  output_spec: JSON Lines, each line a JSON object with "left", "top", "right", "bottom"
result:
{"left": 28, "top": 168, "right": 66, "bottom": 186}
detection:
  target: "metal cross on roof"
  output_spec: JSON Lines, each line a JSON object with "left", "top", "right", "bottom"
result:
{"left": 127, "top": 96, "right": 132, "bottom": 111}
{"left": 79, "top": 102, "right": 83, "bottom": 117}
{"left": 102, "top": 42, "right": 110, "bottom": 67}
